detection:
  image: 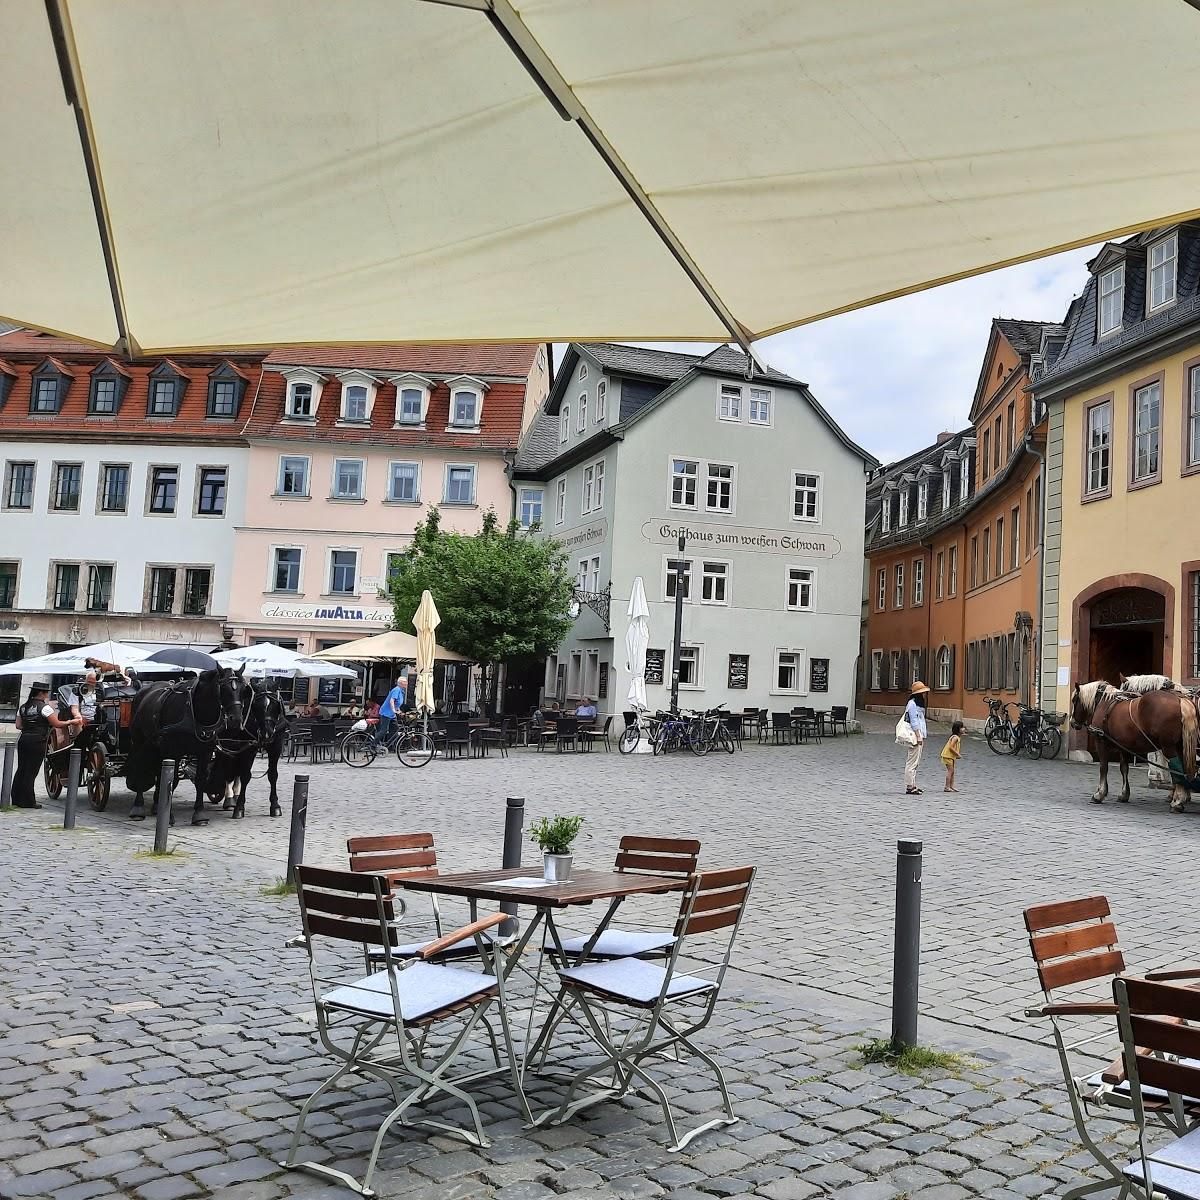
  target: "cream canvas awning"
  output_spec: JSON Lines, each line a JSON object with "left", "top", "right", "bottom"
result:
{"left": 6, "top": 1, "right": 1200, "bottom": 354}
{"left": 311, "top": 630, "right": 470, "bottom": 663}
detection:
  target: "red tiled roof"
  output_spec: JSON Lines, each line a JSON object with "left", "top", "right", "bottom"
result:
{"left": 263, "top": 343, "right": 538, "bottom": 377}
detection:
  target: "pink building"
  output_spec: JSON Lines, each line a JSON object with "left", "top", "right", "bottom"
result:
{"left": 227, "top": 344, "right": 550, "bottom": 691}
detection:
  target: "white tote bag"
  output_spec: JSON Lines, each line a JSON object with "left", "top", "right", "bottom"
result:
{"left": 895, "top": 715, "right": 917, "bottom": 747}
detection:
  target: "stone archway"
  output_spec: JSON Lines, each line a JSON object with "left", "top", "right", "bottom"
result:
{"left": 1071, "top": 573, "right": 1175, "bottom": 688}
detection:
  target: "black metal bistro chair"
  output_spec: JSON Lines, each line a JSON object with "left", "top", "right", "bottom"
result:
{"left": 770, "top": 712, "right": 795, "bottom": 746}
{"left": 828, "top": 705, "right": 849, "bottom": 737}
{"left": 440, "top": 719, "right": 475, "bottom": 760}
{"left": 580, "top": 715, "right": 614, "bottom": 753}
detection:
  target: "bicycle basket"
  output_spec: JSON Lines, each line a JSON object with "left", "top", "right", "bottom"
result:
{"left": 1019, "top": 708, "right": 1041, "bottom": 726}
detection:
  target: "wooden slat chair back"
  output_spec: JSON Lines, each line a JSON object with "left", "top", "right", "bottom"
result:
{"left": 676, "top": 866, "right": 755, "bottom": 940}
{"left": 615, "top": 835, "right": 701, "bottom": 878}
{"left": 1024, "top": 895, "right": 1124, "bottom": 999}
{"left": 296, "top": 865, "right": 400, "bottom": 957}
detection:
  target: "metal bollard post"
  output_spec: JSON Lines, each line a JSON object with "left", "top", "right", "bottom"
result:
{"left": 0, "top": 741, "right": 14, "bottom": 809}
{"left": 153, "top": 759, "right": 175, "bottom": 854}
{"left": 285, "top": 775, "right": 309, "bottom": 886}
{"left": 891, "top": 838, "right": 923, "bottom": 1049}
{"left": 64, "top": 748, "right": 82, "bottom": 830}
{"left": 500, "top": 796, "right": 525, "bottom": 936}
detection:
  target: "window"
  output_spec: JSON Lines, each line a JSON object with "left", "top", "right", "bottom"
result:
{"left": 677, "top": 646, "right": 701, "bottom": 688}
{"left": 1011, "top": 506, "right": 1020, "bottom": 571}
{"left": 1007, "top": 400, "right": 1016, "bottom": 458}
{"left": 774, "top": 649, "right": 805, "bottom": 694}
{"left": 995, "top": 414, "right": 1004, "bottom": 466}
{"left": 595, "top": 380, "right": 606, "bottom": 421}
{"left": 1099, "top": 263, "right": 1124, "bottom": 336}
{"left": 982, "top": 429, "right": 991, "bottom": 479}
{"left": 942, "top": 467, "right": 951, "bottom": 510}
{"left": 916, "top": 480, "right": 928, "bottom": 522}
{"left": 149, "top": 567, "right": 175, "bottom": 614}
{"left": 444, "top": 465, "right": 476, "bottom": 504}
{"left": 388, "top": 462, "right": 419, "bottom": 503}
{"left": 1033, "top": 477, "right": 1042, "bottom": 546}
{"left": 1189, "top": 367, "right": 1200, "bottom": 469}
{"left": 332, "top": 459, "right": 364, "bottom": 500}
{"left": 793, "top": 472, "right": 821, "bottom": 522}
{"left": 748, "top": 388, "right": 771, "bottom": 424}
{"left": 898, "top": 488, "right": 909, "bottom": 527}
{"left": 1148, "top": 235, "right": 1177, "bottom": 311}
{"left": 948, "top": 544, "right": 958, "bottom": 597}
{"left": 288, "top": 382, "right": 314, "bottom": 418}
{"left": 149, "top": 467, "right": 178, "bottom": 514}
{"left": 870, "top": 650, "right": 883, "bottom": 691}
{"left": 787, "top": 567, "right": 813, "bottom": 611}
{"left": 881, "top": 495, "right": 892, "bottom": 534}
{"left": 278, "top": 456, "right": 309, "bottom": 497}
{"left": 706, "top": 463, "right": 734, "bottom": 512}
{"left": 1009, "top": 631, "right": 1020, "bottom": 691}
{"left": 700, "top": 561, "right": 728, "bottom": 605}
{"left": 1084, "top": 397, "right": 1112, "bottom": 496}
{"left": 518, "top": 487, "right": 543, "bottom": 528}
{"left": 53, "top": 563, "right": 79, "bottom": 610}
{"left": 583, "top": 556, "right": 601, "bottom": 594}
{"left": 578, "top": 361, "right": 588, "bottom": 381}
{"left": 970, "top": 535, "right": 979, "bottom": 588}
{"left": 995, "top": 517, "right": 1005, "bottom": 576}
{"left": 86, "top": 564, "right": 113, "bottom": 612}
{"left": 876, "top": 567, "right": 886, "bottom": 611}
{"left": 1191, "top": 570, "right": 1200, "bottom": 680}
{"left": 52, "top": 463, "right": 82, "bottom": 512}
{"left": 6, "top": 462, "right": 34, "bottom": 509}
{"left": 665, "top": 558, "right": 691, "bottom": 601}
{"left": 343, "top": 385, "right": 368, "bottom": 422}
{"left": 577, "top": 393, "right": 587, "bottom": 432}
{"left": 555, "top": 478, "right": 566, "bottom": 525}
{"left": 583, "top": 459, "right": 606, "bottom": 514}
{"left": 397, "top": 387, "right": 424, "bottom": 424}
{"left": 559, "top": 406, "right": 570, "bottom": 443}
{"left": 719, "top": 384, "right": 742, "bottom": 421}
{"left": 912, "top": 558, "right": 924, "bottom": 606}
{"left": 90, "top": 377, "right": 119, "bottom": 415}
{"left": 197, "top": 467, "right": 226, "bottom": 516}
{"left": 982, "top": 526, "right": 991, "bottom": 583}
{"left": 889, "top": 650, "right": 901, "bottom": 691}
{"left": 31, "top": 375, "right": 61, "bottom": 413}
{"left": 149, "top": 378, "right": 177, "bottom": 416}
{"left": 576, "top": 557, "right": 589, "bottom": 591}
{"left": 671, "top": 459, "right": 698, "bottom": 508}
{"left": 329, "top": 550, "right": 358, "bottom": 595}
{"left": 273, "top": 547, "right": 301, "bottom": 593}
{"left": 936, "top": 644, "right": 953, "bottom": 691}
{"left": 893, "top": 563, "right": 904, "bottom": 608}
{"left": 1131, "top": 380, "right": 1161, "bottom": 484}
{"left": 935, "top": 551, "right": 945, "bottom": 600}
{"left": 960, "top": 456, "right": 970, "bottom": 502}
{"left": 0, "top": 562, "right": 15, "bottom": 609}
{"left": 183, "top": 568, "right": 211, "bottom": 615}
{"left": 386, "top": 553, "right": 404, "bottom": 587}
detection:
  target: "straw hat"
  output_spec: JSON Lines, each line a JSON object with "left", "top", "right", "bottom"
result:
{"left": 910, "top": 680, "right": 930, "bottom": 695}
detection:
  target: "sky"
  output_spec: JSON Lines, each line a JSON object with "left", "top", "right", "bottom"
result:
{"left": 627, "top": 243, "right": 1099, "bottom": 468}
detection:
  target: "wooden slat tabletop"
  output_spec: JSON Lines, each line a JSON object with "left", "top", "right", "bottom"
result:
{"left": 399, "top": 867, "right": 684, "bottom": 908}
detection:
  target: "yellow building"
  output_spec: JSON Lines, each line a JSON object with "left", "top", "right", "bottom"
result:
{"left": 1034, "top": 226, "right": 1200, "bottom": 739}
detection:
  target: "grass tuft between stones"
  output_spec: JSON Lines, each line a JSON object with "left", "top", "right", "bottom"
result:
{"left": 132, "top": 847, "right": 190, "bottom": 861}
{"left": 261, "top": 877, "right": 298, "bottom": 897}
{"left": 857, "top": 1037, "right": 974, "bottom": 1076}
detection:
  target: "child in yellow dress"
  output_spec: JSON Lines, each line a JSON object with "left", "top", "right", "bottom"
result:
{"left": 941, "top": 721, "right": 964, "bottom": 792}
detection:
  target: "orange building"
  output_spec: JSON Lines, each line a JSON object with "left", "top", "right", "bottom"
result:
{"left": 862, "top": 319, "right": 1062, "bottom": 727}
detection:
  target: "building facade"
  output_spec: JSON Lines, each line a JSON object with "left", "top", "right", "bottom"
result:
{"left": 514, "top": 343, "right": 875, "bottom": 718}
{"left": 1035, "top": 225, "right": 1200, "bottom": 736}
{"left": 863, "top": 319, "right": 1057, "bottom": 726}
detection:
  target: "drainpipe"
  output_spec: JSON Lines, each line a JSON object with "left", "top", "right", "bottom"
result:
{"left": 1025, "top": 432, "right": 1046, "bottom": 708}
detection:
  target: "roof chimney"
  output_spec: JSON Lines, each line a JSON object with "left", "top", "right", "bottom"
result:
{"left": 935, "top": 431, "right": 955, "bottom": 444}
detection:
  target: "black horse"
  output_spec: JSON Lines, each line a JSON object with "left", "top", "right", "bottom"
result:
{"left": 125, "top": 667, "right": 246, "bottom": 825}
{"left": 205, "top": 680, "right": 288, "bottom": 819}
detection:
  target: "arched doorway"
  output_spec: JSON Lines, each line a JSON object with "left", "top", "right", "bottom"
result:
{"left": 1072, "top": 574, "right": 1175, "bottom": 687}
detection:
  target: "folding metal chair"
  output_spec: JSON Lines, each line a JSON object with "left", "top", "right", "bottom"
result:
{"left": 282, "top": 866, "right": 528, "bottom": 1197}
{"left": 541, "top": 865, "right": 755, "bottom": 1152}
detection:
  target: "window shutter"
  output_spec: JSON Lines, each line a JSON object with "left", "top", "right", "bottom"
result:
{"left": 949, "top": 644, "right": 956, "bottom": 690}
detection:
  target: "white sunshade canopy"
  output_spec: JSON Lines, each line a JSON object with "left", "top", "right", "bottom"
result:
{"left": 311, "top": 629, "right": 470, "bottom": 663}
{"left": 6, "top": 1, "right": 1200, "bottom": 354}
{"left": 212, "top": 643, "right": 357, "bottom": 680}
{"left": 0, "top": 639, "right": 197, "bottom": 676}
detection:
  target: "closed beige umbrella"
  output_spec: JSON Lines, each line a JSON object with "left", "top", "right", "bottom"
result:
{"left": 412, "top": 590, "right": 440, "bottom": 716}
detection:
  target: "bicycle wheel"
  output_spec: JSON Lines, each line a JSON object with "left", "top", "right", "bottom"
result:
{"left": 397, "top": 731, "right": 435, "bottom": 768}
{"left": 718, "top": 726, "right": 736, "bottom": 754}
{"left": 1041, "top": 727, "right": 1062, "bottom": 760}
{"left": 618, "top": 726, "right": 640, "bottom": 754}
{"left": 652, "top": 724, "right": 669, "bottom": 755}
{"left": 688, "top": 720, "right": 710, "bottom": 756}
{"left": 340, "top": 731, "right": 378, "bottom": 767}
{"left": 983, "top": 716, "right": 998, "bottom": 739}
{"left": 986, "top": 725, "right": 1015, "bottom": 755}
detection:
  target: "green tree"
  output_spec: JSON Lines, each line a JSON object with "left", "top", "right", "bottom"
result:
{"left": 388, "top": 507, "right": 575, "bottom": 707}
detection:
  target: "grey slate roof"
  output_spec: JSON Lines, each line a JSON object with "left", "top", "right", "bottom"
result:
{"left": 579, "top": 343, "right": 699, "bottom": 381}
{"left": 514, "top": 407, "right": 561, "bottom": 472}
{"left": 994, "top": 318, "right": 1057, "bottom": 361}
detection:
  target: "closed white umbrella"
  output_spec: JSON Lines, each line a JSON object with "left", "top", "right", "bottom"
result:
{"left": 212, "top": 643, "right": 356, "bottom": 679}
{"left": 625, "top": 578, "right": 650, "bottom": 713}
{"left": 412, "top": 591, "right": 440, "bottom": 716}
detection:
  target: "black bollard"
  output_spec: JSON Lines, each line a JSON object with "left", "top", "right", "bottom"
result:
{"left": 153, "top": 759, "right": 175, "bottom": 853}
{"left": 285, "top": 775, "right": 309, "bottom": 886}
{"left": 64, "top": 747, "right": 82, "bottom": 830}
{"left": 0, "top": 741, "right": 14, "bottom": 809}
{"left": 500, "top": 797, "right": 525, "bottom": 936}
{"left": 891, "top": 838, "right": 923, "bottom": 1050}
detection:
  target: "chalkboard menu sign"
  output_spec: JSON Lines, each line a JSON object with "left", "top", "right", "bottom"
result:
{"left": 727, "top": 654, "right": 749, "bottom": 690}
{"left": 644, "top": 648, "right": 665, "bottom": 685}
{"left": 810, "top": 657, "right": 829, "bottom": 693}
{"left": 598, "top": 662, "right": 609, "bottom": 699}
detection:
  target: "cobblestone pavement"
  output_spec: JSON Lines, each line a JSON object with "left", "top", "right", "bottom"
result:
{"left": 1, "top": 729, "right": 1195, "bottom": 1198}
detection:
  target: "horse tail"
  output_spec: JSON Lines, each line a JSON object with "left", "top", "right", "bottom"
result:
{"left": 1182, "top": 697, "right": 1199, "bottom": 780}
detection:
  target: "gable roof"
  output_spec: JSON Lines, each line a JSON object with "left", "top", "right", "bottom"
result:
{"left": 969, "top": 316, "right": 1062, "bottom": 420}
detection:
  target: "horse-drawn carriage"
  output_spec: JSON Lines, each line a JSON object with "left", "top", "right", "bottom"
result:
{"left": 42, "top": 682, "right": 144, "bottom": 811}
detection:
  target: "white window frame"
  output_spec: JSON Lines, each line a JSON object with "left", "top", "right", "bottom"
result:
{"left": 555, "top": 478, "right": 566, "bottom": 525}
{"left": 281, "top": 367, "right": 324, "bottom": 420}
{"left": 331, "top": 457, "right": 365, "bottom": 500}
{"left": 577, "top": 392, "right": 588, "bottom": 432}
{"left": 876, "top": 567, "right": 886, "bottom": 611}
{"left": 595, "top": 379, "right": 607, "bottom": 422}
{"left": 890, "top": 650, "right": 901, "bottom": 691}
{"left": 786, "top": 565, "right": 814, "bottom": 612}
{"left": 771, "top": 647, "right": 808, "bottom": 696}
{"left": 578, "top": 360, "right": 588, "bottom": 382}
{"left": 269, "top": 545, "right": 304, "bottom": 594}
{"left": 664, "top": 555, "right": 693, "bottom": 604}
{"left": 1148, "top": 234, "right": 1178, "bottom": 314}
{"left": 677, "top": 644, "right": 703, "bottom": 690}
{"left": 894, "top": 563, "right": 904, "bottom": 609}
{"left": 390, "top": 372, "right": 433, "bottom": 427}
{"left": 1085, "top": 399, "right": 1112, "bottom": 495}
{"left": 699, "top": 559, "right": 730, "bottom": 606}
{"left": 277, "top": 454, "right": 310, "bottom": 497}
{"left": 936, "top": 550, "right": 945, "bottom": 601}
{"left": 445, "top": 375, "right": 487, "bottom": 432}
{"left": 898, "top": 488, "right": 909, "bottom": 528}
{"left": 518, "top": 486, "right": 544, "bottom": 529}
{"left": 912, "top": 557, "right": 924, "bottom": 606}
{"left": 1132, "top": 381, "right": 1161, "bottom": 483}
{"left": 942, "top": 467, "right": 951, "bottom": 510}
{"left": 335, "top": 370, "right": 378, "bottom": 424}
{"left": 870, "top": 649, "right": 883, "bottom": 691}
{"left": 327, "top": 547, "right": 360, "bottom": 596}
{"left": 948, "top": 544, "right": 958, "bottom": 597}
{"left": 916, "top": 480, "right": 928, "bottom": 522}
{"left": 387, "top": 461, "right": 421, "bottom": 504}
{"left": 1098, "top": 263, "right": 1124, "bottom": 338}
{"left": 792, "top": 470, "right": 822, "bottom": 523}
{"left": 559, "top": 406, "right": 570, "bottom": 443}
{"left": 705, "top": 461, "right": 736, "bottom": 514}
{"left": 586, "top": 555, "right": 601, "bottom": 594}
{"left": 960, "top": 459, "right": 970, "bottom": 502}
{"left": 443, "top": 463, "right": 477, "bottom": 505}
{"left": 937, "top": 644, "right": 952, "bottom": 691}
{"left": 718, "top": 384, "right": 742, "bottom": 422}
{"left": 881, "top": 494, "right": 891, "bottom": 534}
{"left": 748, "top": 387, "right": 772, "bottom": 426}
{"left": 670, "top": 457, "right": 699, "bottom": 510}
{"left": 582, "top": 464, "right": 595, "bottom": 514}
{"left": 1189, "top": 366, "right": 1200, "bottom": 469}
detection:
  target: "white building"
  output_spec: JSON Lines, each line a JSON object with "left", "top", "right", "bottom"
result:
{"left": 513, "top": 344, "right": 875, "bottom": 718}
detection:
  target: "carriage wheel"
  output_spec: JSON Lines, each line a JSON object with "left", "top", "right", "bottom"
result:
{"left": 86, "top": 744, "right": 111, "bottom": 811}
{"left": 43, "top": 757, "right": 64, "bottom": 799}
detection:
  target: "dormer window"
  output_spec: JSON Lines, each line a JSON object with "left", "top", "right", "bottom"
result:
{"left": 390, "top": 373, "right": 432, "bottom": 427}
{"left": 898, "top": 489, "right": 909, "bottom": 527}
{"left": 445, "top": 375, "right": 487, "bottom": 431}
{"left": 206, "top": 362, "right": 247, "bottom": 419}
{"left": 88, "top": 360, "right": 131, "bottom": 416}
{"left": 335, "top": 371, "right": 378, "bottom": 424}
{"left": 147, "top": 361, "right": 186, "bottom": 417}
{"left": 881, "top": 494, "right": 892, "bottom": 534}
{"left": 291, "top": 383, "right": 312, "bottom": 416}
{"left": 960, "top": 455, "right": 971, "bottom": 502}
{"left": 344, "top": 386, "right": 367, "bottom": 421}
{"left": 942, "top": 467, "right": 951, "bottom": 509}
{"left": 916, "top": 480, "right": 928, "bottom": 522}
{"left": 1148, "top": 234, "right": 1178, "bottom": 313}
{"left": 281, "top": 367, "right": 324, "bottom": 420}
{"left": 0, "top": 364, "right": 14, "bottom": 411}
{"left": 1098, "top": 263, "right": 1124, "bottom": 337}
{"left": 30, "top": 360, "right": 71, "bottom": 414}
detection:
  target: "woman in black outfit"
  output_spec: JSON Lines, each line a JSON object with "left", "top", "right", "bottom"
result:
{"left": 12, "top": 682, "right": 79, "bottom": 809}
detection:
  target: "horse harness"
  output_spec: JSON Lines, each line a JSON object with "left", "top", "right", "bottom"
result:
{"left": 1087, "top": 688, "right": 1173, "bottom": 760}
{"left": 157, "top": 677, "right": 236, "bottom": 746}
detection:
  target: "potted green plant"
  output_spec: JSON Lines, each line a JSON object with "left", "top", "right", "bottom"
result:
{"left": 529, "top": 814, "right": 584, "bottom": 882}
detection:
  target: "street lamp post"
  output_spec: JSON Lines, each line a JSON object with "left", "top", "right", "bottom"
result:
{"left": 669, "top": 532, "right": 686, "bottom": 712}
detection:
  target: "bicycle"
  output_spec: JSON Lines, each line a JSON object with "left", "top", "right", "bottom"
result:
{"left": 651, "top": 709, "right": 691, "bottom": 756}
{"left": 985, "top": 699, "right": 1018, "bottom": 755}
{"left": 687, "top": 704, "right": 736, "bottom": 756}
{"left": 341, "top": 717, "right": 435, "bottom": 768}
{"left": 618, "top": 710, "right": 660, "bottom": 754}
{"left": 982, "top": 696, "right": 1007, "bottom": 741}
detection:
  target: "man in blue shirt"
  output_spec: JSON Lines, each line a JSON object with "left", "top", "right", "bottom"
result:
{"left": 574, "top": 697, "right": 598, "bottom": 721}
{"left": 375, "top": 674, "right": 407, "bottom": 745}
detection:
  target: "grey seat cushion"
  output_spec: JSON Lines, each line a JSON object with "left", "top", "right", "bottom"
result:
{"left": 322, "top": 961, "right": 497, "bottom": 1023}
{"left": 368, "top": 935, "right": 480, "bottom": 965}
{"left": 1124, "top": 1124, "right": 1200, "bottom": 1198}
{"left": 558, "top": 929, "right": 675, "bottom": 958}
{"left": 1088, "top": 1057, "right": 1200, "bottom": 1105}
{"left": 558, "top": 957, "right": 714, "bottom": 1005}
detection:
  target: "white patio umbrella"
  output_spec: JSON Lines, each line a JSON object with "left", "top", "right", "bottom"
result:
{"left": 212, "top": 643, "right": 356, "bottom": 679}
{"left": 411, "top": 591, "right": 440, "bottom": 716}
{"left": 6, "top": 2, "right": 1200, "bottom": 354}
{"left": 0, "top": 639, "right": 184, "bottom": 676}
{"left": 625, "top": 577, "right": 650, "bottom": 713}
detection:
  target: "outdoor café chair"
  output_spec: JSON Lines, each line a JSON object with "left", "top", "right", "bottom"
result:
{"left": 286, "top": 719, "right": 312, "bottom": 762}
{"left": 348, "top": 833, "right": 483, "bottom": 965}
{"left": 828, "top": 705, "right": 850, "bottom": 737}
{"left": 282, "top": 866, "right": 528, "bottom": 1196}
{"left": 580, "top": 715, "right": 614, "bottom": 753}
{"left": 552, "top": 716, "right": 579, "bottom": 753}
{"left": 309, "top": 722, "right": 337, "bottom": 764}
{"left": 1023, "top": 896, "right": 1200, "bottom": 1192}
{"left": 795, "top": 706, "right": 822, "bottom": 743}
{"left": 770, "top": 712, "right": 795, "bottom": 746}
{"left": 441, "top": 719, "right": 475, "bottom": 760}
{"left": 540, "top": 865, "right": 755, "bottom": 1152}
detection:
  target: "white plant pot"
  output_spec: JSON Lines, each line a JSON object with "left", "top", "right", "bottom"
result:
{"left": 543, "top": 852, "right": 573, "bottom": 882}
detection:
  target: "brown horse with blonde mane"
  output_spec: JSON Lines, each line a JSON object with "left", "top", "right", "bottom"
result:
{"left": 1071, "top": 680, "right": 1200, "bottom": 811}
